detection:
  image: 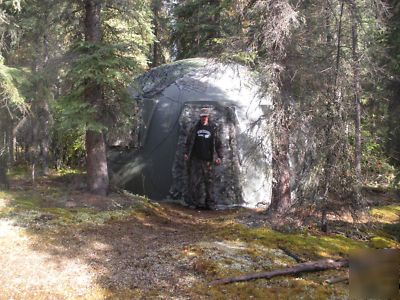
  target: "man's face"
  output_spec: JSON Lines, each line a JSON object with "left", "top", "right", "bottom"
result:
{"left": 200, "top": 115, "right": 209, "bottom": 125}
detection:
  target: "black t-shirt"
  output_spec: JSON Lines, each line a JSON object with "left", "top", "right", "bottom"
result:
{"left": 192, "top": 124, "right": 213, "bottom": 161}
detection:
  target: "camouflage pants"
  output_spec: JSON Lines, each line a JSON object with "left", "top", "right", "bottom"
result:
{"left": 188, "top": 158, "right": 215, "bottom": 209}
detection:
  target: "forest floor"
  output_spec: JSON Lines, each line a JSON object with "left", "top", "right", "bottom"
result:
{"left": 0, "top": 170, "right": 399, "bottom": 299}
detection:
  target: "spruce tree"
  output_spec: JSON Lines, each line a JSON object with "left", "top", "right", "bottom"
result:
{"left": 60, "top": 0, "right": 154, "bottom": 195}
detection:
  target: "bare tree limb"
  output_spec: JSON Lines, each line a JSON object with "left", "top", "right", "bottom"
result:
{"left": 278, "top": 245, "right": 306, "bottom": 263}
{"left": 323, "top": 274, "right": 349, "bottom": 285}
{"left": 208, "top": 258, "right": 349, "bottom": 286}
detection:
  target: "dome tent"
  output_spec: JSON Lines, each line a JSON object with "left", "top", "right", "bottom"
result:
{"left": 107, "top": 58, "right": 272, "bottom": 209}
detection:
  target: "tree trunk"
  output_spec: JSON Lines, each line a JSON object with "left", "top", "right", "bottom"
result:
{"left": 352, "top": 18, "right": 362, "bottom": 182}
{"left": 12, "top": 117, "right": 27, "bottom": 165}
{"left": 0, "top": 142, "right": 9, "bottom": 189}
{"left": 321, "top": 1, "right": 344, "bottom": 232}
{"left": 84, "top": 0, "right": 109, "bottom": 196}
{"left": 12, "top": 135, "right": 16, "bottom": 162}
{"left": 41, "top": 15, "right": 50, "bottom": 176}
{"left": 151, "top": 0, "right": 160, "bottom": 67}
{"left": 41, "top": 99, "right": 50, "bottom": 175}
{"left": 85, "top": 1, "right": 101, "bottom": 42}
{"left": 7, "top": 123, "right": 13, "bottom": 167}
{"left": 270, "top": 64, "right": 292, "bottom": 213}
{"left": 351, "top": 3, "right": 365, "bottom": 208}
{"left": 86, "top": 129, "right": 109, "bottom": 195}
{"left": 31, "top": 113, "right": 40, "bottom": 184}
{"left": 271, "top": 126, "right": 291, "bottom": 212}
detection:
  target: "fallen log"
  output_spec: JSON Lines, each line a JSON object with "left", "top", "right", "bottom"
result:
{"left": 322, "top": 275, "right": 349, "bottom": 285}
{"left": 208, "top": 258, "right": 349, "bottom": 286}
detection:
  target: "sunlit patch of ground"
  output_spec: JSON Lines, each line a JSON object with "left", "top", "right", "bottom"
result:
{"left": 0, "top": 173, "right": 398, "bottom": 298}
{"left": 0, "top": 219, "right": 98, "bottom": 299}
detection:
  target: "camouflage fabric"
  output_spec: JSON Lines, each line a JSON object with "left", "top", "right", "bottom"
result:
{"left": 184, "top": 119, "right": 222, "bottom": 209}
{"left": 187, "top": 158, "right": 216, "bottom": 209}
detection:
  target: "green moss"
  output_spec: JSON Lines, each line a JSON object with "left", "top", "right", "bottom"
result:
{"left": 193, "top": 276, "right": 348, "bottom": 300}
{"left": 369, "top": 236, "right": 399, "bottom": 248}
{"left": 54, "top": 168, "right": 85, "bottom": 175}
{"left": 8, "top": 164, "right": 29, "bottom": 177}
{"left": 217, "top": 224, "right": 365, "bottom": 259}
{"left": 0, "top": 207, "right": 14, "bottom": 218}
{"left": 14, "top": 197, "right": 44, "bottom": 208}
{"left": 370, "top": 205, "right": 400, "bottom": 223}
{"left": 382, "top": 223, "right": 400, "bottom": 241}
{"left": 368, "top": 205, "right": 400, "bottom": 247}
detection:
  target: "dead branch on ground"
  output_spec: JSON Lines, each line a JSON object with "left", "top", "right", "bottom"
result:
{"left": 278, "top": 245, "right": 305, "bottom": 263}
{"left": 322, "top": 274, "right": 349, "bottom": 285}
{"left": 208, "top": 258, "right": 349, "bottom": 286}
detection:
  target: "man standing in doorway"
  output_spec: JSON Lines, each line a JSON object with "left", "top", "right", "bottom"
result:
{"left": 184, "top": 108, "right": 223, "bottom": 209}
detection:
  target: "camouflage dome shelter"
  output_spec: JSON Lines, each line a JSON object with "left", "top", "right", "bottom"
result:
{"left": 107, "top": 58, "right": 272, "bottom": 209}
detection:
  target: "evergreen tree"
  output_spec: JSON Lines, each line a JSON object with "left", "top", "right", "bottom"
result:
{"left": 384, "top": 0, "right": 400, "bottom": 180}
{"left": 234, "top": 0, "right": 390, "bottom": 221}
{"left": 0, "top": 0, "right": 27, "bottom": 183}
{"left": 171, "top": 0, "right": 240, "bottom": 58}
{"left": 150, "top": 0, "right": 172, "bottom": 66}
{"left": 60, "top": 0, "right": 154, "bottom": 195}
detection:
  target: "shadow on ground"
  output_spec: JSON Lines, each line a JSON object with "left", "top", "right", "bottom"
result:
{"left": 0, "top": 174, "right": 398, "bottom": 299}
{"left": 0, "top": 174, "right": 252, "bottom": 298}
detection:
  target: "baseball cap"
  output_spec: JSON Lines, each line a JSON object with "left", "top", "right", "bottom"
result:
{"left": 200, "top": 108, "right": 210, "bottom": 116}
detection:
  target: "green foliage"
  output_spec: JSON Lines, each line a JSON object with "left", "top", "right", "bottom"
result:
{"left": 0, "top": 64, "right": 29, "bottom": 153}
{"left": 49, "top": 124, "right": 86, "bottom": 168}
{"left": 103, "top": 2, "right": 154, "bottom": 67}
{"left": 357, "top": 0, "right": 400, "bottom": 186}
{"left": 0, "top": 63, "right": 25, "bottom": 107}
{"left": 171, "top": 0, "right": 241, "bottom": 59}
{"left": 362, "top": 127, "right": 398, "bottom": 187}
{"left": 0, "top": 0, "right": 21, "bottom": 60}
{"left": 383, "top": 2, "right": 400, "bottom": 178}
{"left": 220, "top": 50, "right": 257, "bottom": 65}
{"left": 60, "top": 41, "right": 138, "bottom": 132}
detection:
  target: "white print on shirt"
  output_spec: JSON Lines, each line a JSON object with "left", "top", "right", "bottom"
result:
{"left": 197, "top": 129, "right": 211, "bottom": 139}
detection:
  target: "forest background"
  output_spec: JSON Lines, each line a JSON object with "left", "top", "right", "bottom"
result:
{"left": 0, "top": 0, "right": 399, "bottom": 225}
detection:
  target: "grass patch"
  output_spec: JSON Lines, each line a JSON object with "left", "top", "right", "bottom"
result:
{"left": 215, "top": 224, "right": 366, "bottom": 259}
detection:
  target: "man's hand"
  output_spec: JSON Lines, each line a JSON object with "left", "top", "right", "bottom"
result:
{"left": 215, "top": 157, "right": 222, "bottom": 165}
{"left": 184, "top": 154, "right": 189, "bottom": 161}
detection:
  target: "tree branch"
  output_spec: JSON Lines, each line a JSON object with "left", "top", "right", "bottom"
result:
{"left": 208, "top": 258, "right": 349, "bottom": 286}
{"left": 278, "top": 245, "right": 306, "bottom": 263}
{"left": 323, "top": 274, "right": 349, "bottom": 285}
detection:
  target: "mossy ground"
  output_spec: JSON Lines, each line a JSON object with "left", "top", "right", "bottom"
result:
{"left": 0, "top": 171, "right": 399, "bottom": 299}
